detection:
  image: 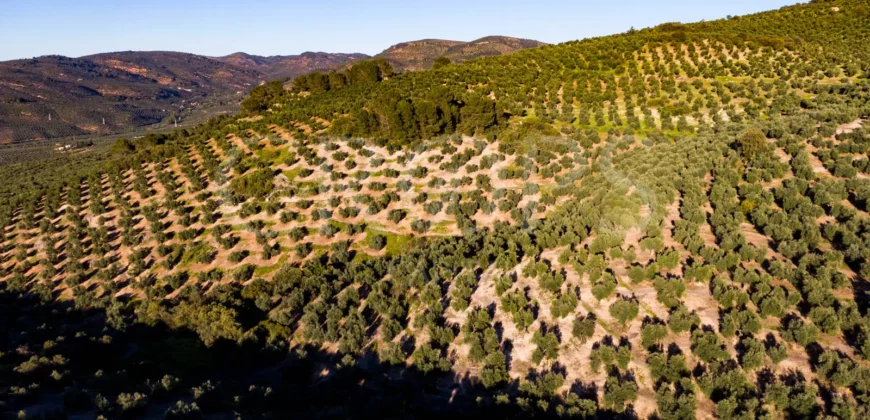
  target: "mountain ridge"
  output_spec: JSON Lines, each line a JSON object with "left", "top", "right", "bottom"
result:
{"left": 0, "top": 51, "right": 262, "bottom": 143}
{"left": 377, "top": 35, "right": 547, "bottom": 71}
{"left": 0, "top": 35, "right": 543, "bottom": 143}
{"left": 211, "top": 51, "right": 371, "bottom": 80}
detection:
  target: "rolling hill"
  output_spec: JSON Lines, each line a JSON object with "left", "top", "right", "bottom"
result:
{"left": 4, "top": 1, "right": 870, "bottom": 418}
{"left": 377, "top": 36, "right": 546, "bottom": 71}
{"left": 0, "top": 52, "right": 263, "bottom": 144}
{"left": 213, "top": 51, "right": 370, "bottom": 80}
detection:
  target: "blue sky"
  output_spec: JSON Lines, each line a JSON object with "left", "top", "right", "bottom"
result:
{"left": 0, "top": 0, "right": 796, "bottom": 61}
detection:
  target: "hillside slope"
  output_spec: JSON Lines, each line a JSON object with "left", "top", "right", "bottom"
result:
{"left": 376, "top": 39, "right": 464, "bottom": 71}
{"left": 214, "top": 51, "right": 370, "bottom": 80}
{"left": 0, "top": 35, "right": 541, "bottom": 144}
{"left": 377, "top": 36, "right": 545, "bottom": 71}
{"left": 4, "top": 1, "right": 870, "bottom": 419}
{"left": 443, "top": 36, "right": 547, "bottom": 63}
{"left": 0, "top": 52, "right": 262, "bottom": 143}
{"left": 250, "top": 1, "right": 870, "bottom": 147}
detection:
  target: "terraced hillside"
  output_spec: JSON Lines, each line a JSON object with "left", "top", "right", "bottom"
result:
{"left": 3, "top": 0, "right": 870, "bottom": 418}
{"left": 249, "top": 2, "right": 870, "bottom": 147}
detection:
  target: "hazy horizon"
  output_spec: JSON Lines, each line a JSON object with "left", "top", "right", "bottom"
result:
{"left": 0, "top": 0, "right": 795, "bottom": 62}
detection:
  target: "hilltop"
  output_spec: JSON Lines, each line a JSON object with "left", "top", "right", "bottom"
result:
{"left": 213, "top": 51, "right": 370, "bottom": 80}
{"left": 377, "top": 36, "right": 546, "bottom": 71}
{"left": 0, "top": 51, "right": 262, "bottom": 143}
{"left": 3, "top": 1, "right": 870, "bottom": 419}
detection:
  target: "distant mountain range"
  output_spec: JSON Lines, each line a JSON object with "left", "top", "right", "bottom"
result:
{"left": 212, "top": 51, "right": 371, "bottom": 80}
{"left": 212, "top": 36, "right": 546, "bottom": 77}
{"left": 0, "top": 52, "right": 262, "bottom": 144}
{"left": 0, "top": 36, "right": 545, "bottom": 143}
